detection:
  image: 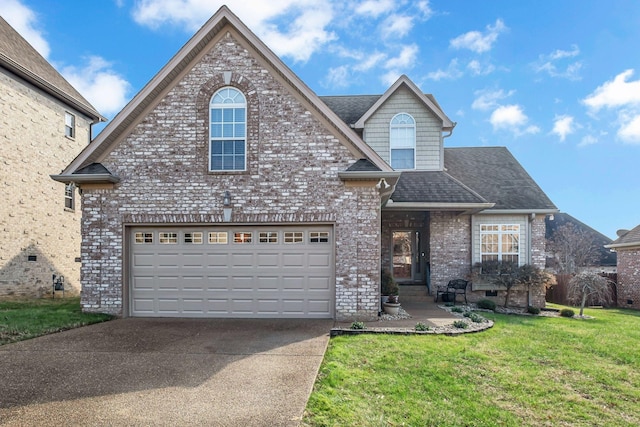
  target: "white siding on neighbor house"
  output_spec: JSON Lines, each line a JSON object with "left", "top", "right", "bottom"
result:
{"left": 362, "top": 86, "right": 443, "bottom": 171}
{"left": 471, "top": 214, "right": 530, "bottom": 265}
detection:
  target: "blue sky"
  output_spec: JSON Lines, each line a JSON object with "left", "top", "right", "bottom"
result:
{"left": 3, "top": 0, "right": 640, "bottom": 239}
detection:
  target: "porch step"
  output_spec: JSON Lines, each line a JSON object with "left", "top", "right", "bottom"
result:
{"left": 399, "top": 284, "right": 431, "bottom": 303}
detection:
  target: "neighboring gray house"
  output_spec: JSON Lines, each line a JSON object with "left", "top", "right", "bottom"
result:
{"left": 0, "top": 16, "right": 104, "bottom": 297}
{"left": 606, "top": 225, "right": 640, "bottom": 310}
{"left": 52, "top": 6, "right": 556, "bottom": 320}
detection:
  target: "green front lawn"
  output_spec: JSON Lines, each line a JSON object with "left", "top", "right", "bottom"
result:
{"left": 0, "top": 297, "right": 113, "bottom": 346}
{"left": 303, "top": 307, "right": 640, "bottom": 426}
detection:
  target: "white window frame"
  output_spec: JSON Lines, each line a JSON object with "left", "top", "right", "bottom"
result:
{"left": 389, "top": 113, "right": 416, "bottom": 170}
{"left": 135, "top": 232, "right": 153, "bottom": 244}
{"left": 208, "top": 232, "right": 228, "bottom": 244}
{"left": 184, "top": 232, "right": 203, "bottom": 244}
{"left": 209, "top": 87, "right": 246, "bottom": 171}
{"left": 480, "top": 224, "right": 520, "bottom": 265}
{"left": 259, "top": 231, "right": 278, "bottom": 243}
{"left": 65, "top": 112, "right": 75, "bottom": 139}
{"left": 284, "top": 231, "right": 303, "bottom": 244}
{"left": 234, "top": 232, "right": 253, "bottom": 244}
{"left": 64, "top": 183, "right": 75, "bottom": 210}
{"left": 159, "top": 232, "right": 178, "bottom": 244}
{"left": 309, "top": 231, "right": 329, "bottom": 243}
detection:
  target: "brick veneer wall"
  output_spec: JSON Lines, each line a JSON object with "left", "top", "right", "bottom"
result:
{"left": 0, "top": 69, "right": 87, "bottom": 297}
{"left": 429, "top": 212, "right": 548, "bottom": 308}
{"left": 79, "top": 31, "right": 381, "bottom": 320}
{"left": 616, "top": 248, "right": 640, "bottom": 309}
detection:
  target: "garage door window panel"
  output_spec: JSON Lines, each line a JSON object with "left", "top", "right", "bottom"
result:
{"left": 310, "top": 232, "right": 330, "bottom": 243}
{"left": 135, "top": 232, "right": 154, "bottom": 244}
{"left": 234, "top": 232, "right": 253, "bottom": 243}
{"left": 159, "top": 232, "right": 178, "bottom": 244}
{"left": 209, "top": 232, "right": 228, "bottom": 244}
{"left": 259, "top": 232, "right": 278, "bottom": 243}
{"left": 284, "top": 232, "right": 303, "bottom": 244}
{"left": 184, "top": 232, "right": 203, "bottom": 244}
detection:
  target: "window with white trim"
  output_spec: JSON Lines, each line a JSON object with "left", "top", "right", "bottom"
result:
{"left": 208, "top": 232, "right": 228, "bottom": 244}
{"left": 64, "top": 183, "right": 75, "bottom": 210}
{"left": 390, "top": 113, "right": 415, "bottom": 170}
{"left": 65, "top": 112, "right": 75, "bottom": 138}
{"left": 480, "top": 224, "right": 520, "bottom": 264}
{"left": 135, "top": 232, "right": 153, "bottom": 244}
{"left": 284, "top": 232, "right": 303, "bottom": 244}
{"left": 259, "top": 232, "right": 278, "bottom": 243}
{"left": 210, "top": 87, "right": 246, "bottom": 171}
{"left": 234, "top": 232, "right": 252, "bottom": 243}
{"left": 184, "top": 232, "right": 203, "bottom": 244}
{"left": 309, "top": 231, "right": 329, "bottom": 243}
{"left": 159, "top": 232, "right": 178, "bottom": 244}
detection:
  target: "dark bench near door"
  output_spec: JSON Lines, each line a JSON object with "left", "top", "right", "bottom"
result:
{"left": 434, "top": 279, "right": 469, "bottom": 305}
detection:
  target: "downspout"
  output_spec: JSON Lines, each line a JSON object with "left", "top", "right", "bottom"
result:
{"left": 441, "top": 123, "right": 456, "bottom": 170}
{"left": 527, "top": 213, "right": 535, "bottom": 306}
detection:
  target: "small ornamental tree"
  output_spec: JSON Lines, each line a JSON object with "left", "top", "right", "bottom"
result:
{"left": 567, "top": 271, "right": 613, "bottom": 316}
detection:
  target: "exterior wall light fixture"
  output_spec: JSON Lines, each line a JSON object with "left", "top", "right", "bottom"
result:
{"left": 223, "top": 190, "right": 232, "bottom": 222}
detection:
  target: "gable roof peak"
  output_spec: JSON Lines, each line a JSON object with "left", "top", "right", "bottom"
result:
{"left": 354, "top": 74, "right": 455, "bottom": 131}
{"left": 57, "top": 5, "right": 391, "bottom": 177}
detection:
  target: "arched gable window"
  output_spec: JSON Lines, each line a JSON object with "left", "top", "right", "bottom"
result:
{"left": 389, "top": 113, "right": 415, "bottom": 170}
{"left": 210, "top": 87, "right": 246, "bottom": 171}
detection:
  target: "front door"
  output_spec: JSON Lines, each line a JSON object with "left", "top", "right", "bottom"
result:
{"left": 391, "top": 231, "right": 423, "bottom": 283}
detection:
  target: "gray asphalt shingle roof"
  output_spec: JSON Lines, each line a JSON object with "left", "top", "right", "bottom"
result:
{"left": 391, "top": 171, "right": 488, "bottom": 204}
{"left": 609, "top": 224, "right": 640, "bottom": 247}
{"left": 0, "top": 16, "right": 103, "bottom": 121}
{"left": 444, "top": 147, "right": 557, "bottom": 210}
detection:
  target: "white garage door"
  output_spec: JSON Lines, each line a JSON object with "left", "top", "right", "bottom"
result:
{"left": 129, "top": 225, "right": 334, "bottom": 318}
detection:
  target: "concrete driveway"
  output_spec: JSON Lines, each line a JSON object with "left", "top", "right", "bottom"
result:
{"left": 0, "top": 318, "right": 332, "bottom": 426}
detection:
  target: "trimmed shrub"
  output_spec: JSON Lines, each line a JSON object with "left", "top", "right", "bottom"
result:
{"left": 527, "top": 306, "right": 541, "bottom": 315}
{"left": 469, "top": 313, "right": 484, "bottom": 323}
{"left": 415, "top": 322, "right": 429, "bottom": 331}
{"left": 477, "top": 299, "right": 497, "bottom": 311}
{"left": 451, "top": 306, "right": 464, "bottom": 313}
{"left": 350, "top": 321, "right": 366, "bottom": 329}
{"left": 560, "top": 308, "right": 575, "bottom": 318}
{"left": 453, "top": 320, "right": 468, "bottom": 329}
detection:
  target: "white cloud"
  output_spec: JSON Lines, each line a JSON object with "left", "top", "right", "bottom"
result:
{"left": 61, "top": 56, "right": 131, "bottom": 116}
{"left": 1, "top": 0, "right": 50, "bottom": 58}
{"left": 489, "top": 104, "right": 539, "bottom": 135}
{"left": 353, "top": 51, "right": 386, "bottom": 72}
{"left": 583, "top": 69, "right": 640, "bottom": 111}
{"left": 467, "top": 60, "right": 495, "bottom": 76}
{"left": 384, "top": 44, "right": 419, "bottom": 69}
{"left": 618, "top": 113, "right": 640, "bottom": 144}
{"left": 381, "top": 70, "right": 402, "bottom": 87}
{"left": 471, "top": 88, "right": 514, "bottom": 111}
{"left": 551, "top": 115, "right": 575, "bottom": 141}
{"left": 381, "top": 14, "right": 414, "bottom": 39}
{"left": 578, "top": 135, "right": 598, "bottom": 147}
{"left": 322, "top": 65, "right": 350, "bottom": 89}
{"left": 583, "top": 69, "right": 640, "bottom": 143}
{"left": 416, "top": 1, "right": 434, "bottom": 19}
{"left": 426, "top": 59, "right": 463, "bottom": 81}
{"left": 533, "top": 46, "right": 582, "bottom": 80}
{"left": 132, "top": 0, "right": 336, "bottom": 62}
{"left": 450, "top": 19, "right": 507, "bottom": 53}
{"left": 354, "top": 0, "right": 395, "bottom": 17}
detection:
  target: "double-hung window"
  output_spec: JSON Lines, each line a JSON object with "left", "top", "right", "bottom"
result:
{"left": 65, "top": 112, "right": 75, "bottom": 138}
{"left": 64, "top": 183, "right": 75, "bottom": 210}
{"left": 390, "top": 113, "right": 415, "bottom": 170}
{"left": 210, "top": 87, "right": 246, "bottom": 171}
{"left": 480, "top": 224, "right": 520, "bottom": 264}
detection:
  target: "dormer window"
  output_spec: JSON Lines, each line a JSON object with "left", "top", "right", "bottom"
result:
{"left": 210, "top": 87, "right": 246, "bottom": 171}
{"left": 390, "top": 113, "right": 415, "bottom": 170}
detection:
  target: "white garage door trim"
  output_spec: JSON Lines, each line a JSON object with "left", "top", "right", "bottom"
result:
{"left": 128, "top": 225, "right": 334, "bottom": 318}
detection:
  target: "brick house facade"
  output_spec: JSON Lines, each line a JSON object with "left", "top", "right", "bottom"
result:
{"left": 0, "top": 17, "right": 103, "bottom": 297}
{"left": 606, "top": 225, "right": 640, "bottom": 310}
{"left": 52, "top": 7, "right": 556, "bottom": 319}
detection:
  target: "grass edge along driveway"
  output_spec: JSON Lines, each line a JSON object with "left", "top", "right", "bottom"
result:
{"left": 303, "top": 307, "right": 640, "bottom": 427}
{"left": 0, "top": 297, "right": 113, "bottom": 346}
